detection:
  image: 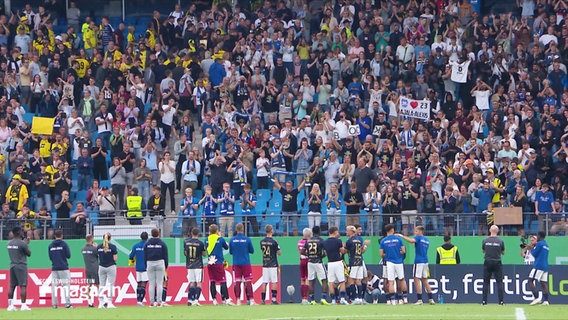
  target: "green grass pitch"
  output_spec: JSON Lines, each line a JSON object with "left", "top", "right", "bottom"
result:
{"left": 0, "top": 304, "right": 564, "bottom": 320}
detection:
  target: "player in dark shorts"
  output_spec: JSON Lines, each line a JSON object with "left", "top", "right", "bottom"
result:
{"left": 82, "top": 234, "right": 99, "bottom": 307}
{"left": 7, "top": 226, "right": 32, "bottom": 311}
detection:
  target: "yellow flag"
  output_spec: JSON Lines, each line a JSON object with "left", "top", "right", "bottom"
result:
{"left": 31, "top": 117, "right": 55, "bottom": 135}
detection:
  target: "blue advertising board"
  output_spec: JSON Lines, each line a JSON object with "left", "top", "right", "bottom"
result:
{"left": 280, "top": 265, "right": 568, "bottom": 304}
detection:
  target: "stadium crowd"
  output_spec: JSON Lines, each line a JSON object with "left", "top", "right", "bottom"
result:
{"left": 0, "top": 0, "right": 567, "bottom": 240}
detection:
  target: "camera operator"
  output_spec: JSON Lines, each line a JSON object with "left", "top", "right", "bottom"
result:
{"left": 520, "top": 234, "right": 536, "bottom": 265}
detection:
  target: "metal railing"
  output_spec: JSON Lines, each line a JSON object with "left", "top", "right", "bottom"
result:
{"left": 1, "top": 211, "right": 565, "bottom": 240}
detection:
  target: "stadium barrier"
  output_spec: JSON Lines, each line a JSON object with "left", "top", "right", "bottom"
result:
{"left": 2, "top": 264, "right": 568, "bottom": 308}
{"left": 2, "top": 236, "right": 567, "bottom": 269}
{"left": 0, "top": 211, "right": 564, "bottom": 241}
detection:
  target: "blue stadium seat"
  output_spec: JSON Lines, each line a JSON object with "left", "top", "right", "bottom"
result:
{"left": 51, "top": 211, "right": 57, "bottom": 228}
{"left": 89, "top": 211, "right": 98, "bottom": 226}
{"left": 234, "top": 200, "right": 242, "bottom": 215}
{"left": 137, "top": 17, "right": 151, "bottom": 26}
{"left": 255, "top": 189, "right": 270, "bottom": 214}
{"left": 271, "top": 191, "right": 282, "bottom": 204}
{"left": 135, "top": 25, "right": 147, "bottom": 37}
{"left": 194, "top": 190, "right": 203, "bottom": 200}
{"left": 109, "top": 17, "right": 122, "bottom": 26}
{"left": 268, "top": 197, "right": 281, "bottom": 211}
{"left": 171, "top": 214, "right": 183, "bottom": 237}
{"left": 75, "top": 190, "right": 87, "bottom": 203}
{"left": 99, "top": 180, "right": 111, "bottom": 188}
{"left": 23, "top": 113, "right": 34, "bottom": 125}
{"left": 256, "top": 189, "right": 270, "bottom": 204}
{"left": 297, "top": 191, "right": 305, "bottom": 209}
{"left": 264, "top": 202, "right": 282, "bottom": 235}
{"left": 124, "top": 16, "right": 137, "bottom": 26}
{"left": 297, "top": 208, "right": 309, "bottom": 230}
{"left": 144, "top": 103, "right": 152, "bottom": 114}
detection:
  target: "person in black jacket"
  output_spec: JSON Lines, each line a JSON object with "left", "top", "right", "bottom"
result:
{"left": 48, "top": 229, "right": 71, "bottom": 308}
{"left": 147, "top": 186, "right": 165, "bottom": 217}
{"left": 144, "top": 228, "right": 169, "bottom": 307}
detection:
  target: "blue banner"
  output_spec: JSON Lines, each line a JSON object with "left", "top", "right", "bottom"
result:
{"left": 280, "top": 265, "right": 568, "bottom": 304}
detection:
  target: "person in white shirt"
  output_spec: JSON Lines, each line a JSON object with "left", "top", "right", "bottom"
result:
{"left": 255, "top": 149, "right": 271, "bottom": 189}
{"left": 192, "top": 79, "right": 205, "bottom": 115}
{"left": 181, "top": 150, "right": 201, "bottom": 192}
{"left": 517, "top": 140, "right": 535, "bottom": 167}
{"left": 395, "top": 38, "right": 414, "bottom": 64}
{"left": 67, "top": 108, "right": 85, "bottom": 141}
{"left": 431, "top": 35, "right": 447, "bottom": 53}
{"left": 58, "top": 97, "right": 74, "bottom": 118}
{"left": 334, "top": 112, "right": 351, "bottom": 140}
{"left": 159, "top": 151, "right": 176, "bottom": 215}
{"left": 323, "top": 152, "right": 341, "bottom": 193}
{"left": 129, "top": 75, "right": 146, "bottom": 100}
{"left": 470, "top": 78, "right": 492, "bottom": 111}
{"left": 168, "top": 4, "right": 184, "bottom": 26}
{"left": 539, "top": 26, "right": 558, "bottom": 47}
{"left": 162, "top": 98, "right": 177, "bottom": 141}
{"left": 94, "top": 103, "right": 114, "bottom": 150}
{"left": 11, "top": 100, "right": 26, "bottom": 125}
{"left": 294, "top": 116, "right": 313, "bottom": 143}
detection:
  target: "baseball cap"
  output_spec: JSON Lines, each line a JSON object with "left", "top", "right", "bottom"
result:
{"left": 12, "top": 174, "right": 22, "bottom": 181}
{"left": 486, "top": 168, "right": 494, "bottom": 174}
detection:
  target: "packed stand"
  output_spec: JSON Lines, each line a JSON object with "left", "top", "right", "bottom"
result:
{"left": 0, "top": 0, "right": 567, "bottom": 240}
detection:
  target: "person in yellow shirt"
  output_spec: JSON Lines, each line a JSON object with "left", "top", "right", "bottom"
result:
{"left": 486, "top": 169, "right": 504, "bottom": 204}
{"left": 127, "top": 26, "right": 136, "bottom": 48}
{"left": 119, "top": 58, "right": 131, "bottom": 73}
{"left": 0, "top": 153, "right": 6, "bottom": 174}
{"left": 297, "top": 37, "right": 310, "bottom": 61}
{"left": 81, "top": 17, "right": 92, "bottom": 35}
{"left": 39, "top": 135, "right": 52, "bottom": 160}
{"left": 16, "top": 204, "right": 37, "bottom": 240}
{"left": 74, "top": 57, "right": 90, "bottom": 79}
{"left": 137, "top": 42, "right": 148, "bottom": 70}
{"left": 5, "top": 175, "right": 29, "bottom": 214}
{"left": 145, "top": 22, "right": 157, "bottom": 50}
{"left": 51, "top": 135, "right": 68, "bottom": 158}
{"left": 83, "top": 21, "right": 98, "bottom": 57}
{"left": 104, "top": 41, "right": 123, "bottom": 62}
{"left": 45, "top": 163, "right": 59, "bottom": 189}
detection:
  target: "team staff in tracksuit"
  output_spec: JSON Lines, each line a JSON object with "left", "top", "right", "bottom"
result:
{"left": 144, "top": 228, "right": 169, "bottom": 307}
{"left": 48, "top": 229, "right": 72, "bottom": 309}
{"left": 129, "top": 232, "right": 149, "bottom": 306}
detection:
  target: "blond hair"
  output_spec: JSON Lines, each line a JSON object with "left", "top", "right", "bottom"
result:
{"left": 103, "top": 233, "right": 111, "bottom": 252}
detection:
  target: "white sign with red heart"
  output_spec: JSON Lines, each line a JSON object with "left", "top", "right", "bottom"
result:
{"left": 398, "top": 96, "right": 431, "bottom": 120}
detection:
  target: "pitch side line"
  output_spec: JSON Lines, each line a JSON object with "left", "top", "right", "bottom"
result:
{"left": 515, "top": 308, "right": 527, "bottom": 320}
{"left": 267, "top": 314, "right": 514, "bottom": 320}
